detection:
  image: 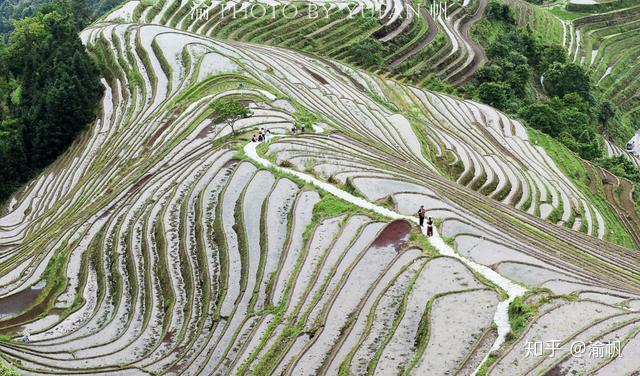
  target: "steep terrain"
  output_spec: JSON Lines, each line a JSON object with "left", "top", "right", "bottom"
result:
{"left": 1, "top": 1, "right": 640, "bottom": 375}
{"left": 103, "top": 0, "right": 488, "bottom": 85}
{"left": 523, "top": 0, "right": 640, "bottom": 161}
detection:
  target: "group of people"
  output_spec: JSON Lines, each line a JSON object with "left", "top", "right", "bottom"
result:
{"left": 251, "top": 127, "right": 272, "bottom": 143}
{"left": 418, "top": 205, "right": 434, "bottom": 237}
{"left": 251, "top": 123, "right": 307, "bottom": 143}
{"left": 291, "top": 124, "right": 305, "bottom": 134}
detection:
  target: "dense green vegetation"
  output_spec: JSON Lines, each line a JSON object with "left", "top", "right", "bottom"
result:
{"left": 469, "top": 1, "right": 636, "bottom": 165}
{"left": 0, "top": 0, "right": 103, "bottom": 203}
{"left": 350, "top": 38, "right": 386, "bottom": 67}
{"left": 0, "top": 358, "right": 20, "bottom": 376}
{"left": 522, "top": 0, "right": 552, "bottom": 5}
{"left": 595, "top": 153, "right": 640, "bottom": 222}
{"left": 507, "top": 295, "right": 537, "bottom": 339}
{"left": 0, "top": 0, "right": 121, "bottom": 36}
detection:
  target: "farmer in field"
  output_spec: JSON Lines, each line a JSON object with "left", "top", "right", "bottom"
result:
{"left": 426, "top": 217, "right": 434, "bottom": 237}
{"left": 418, "top": 205, "right": 426, "bottom": 227}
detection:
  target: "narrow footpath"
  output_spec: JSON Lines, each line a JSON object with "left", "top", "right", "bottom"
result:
{"left": 244, "top": 141, "right": 527, "bottom": 373}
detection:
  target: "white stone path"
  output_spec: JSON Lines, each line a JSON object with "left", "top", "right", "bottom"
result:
{"left": 244, "top": 141, "right": 527, "bottom": 373}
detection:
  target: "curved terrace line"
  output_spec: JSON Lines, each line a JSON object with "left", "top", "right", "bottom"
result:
{"left": 243, "top": 140, "right": 527, "bottom": 372}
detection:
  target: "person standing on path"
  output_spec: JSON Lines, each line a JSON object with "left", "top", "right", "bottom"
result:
{"left": 426, "top": 217, "right": 434, "bottom": 237}
{"left": 418, "top": 205, "right": 426, "bottom": 227}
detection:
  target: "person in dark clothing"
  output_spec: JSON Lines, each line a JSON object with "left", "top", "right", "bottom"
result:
{"left": 418, "top": 205, "right": 426, "bottom": 227}
{"left": 258, "top": 133, "right": 264, "bottom": 142}
{"left": 251, "top": 134, "right": 257, "bottom": 142}
{"left": 426, "top": 217, "right": 434, "bottom": 237}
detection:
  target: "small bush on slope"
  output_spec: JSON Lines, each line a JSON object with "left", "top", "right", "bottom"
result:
{"left": 349, "top": 38, "right": 386, "bottom": 67}
{"left": 209, "top": 99, "right": 252, "bottom": 134}
{"left": 0, "top": 358, "right": 20, "bottom": 376}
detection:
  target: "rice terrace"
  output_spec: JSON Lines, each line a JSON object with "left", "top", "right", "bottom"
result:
{"left": 1, "top": 0, "right": 640, "bottom": 374}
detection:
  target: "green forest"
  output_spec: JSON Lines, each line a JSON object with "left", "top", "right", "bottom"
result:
{"left": 0, "top": 0, "right": 121, "bottom": 35}
{"left": 0, "top": 0, "right": 103, "bottom": 202}
{"left": 466, "top": 1, "right": 640, "bottom": 193}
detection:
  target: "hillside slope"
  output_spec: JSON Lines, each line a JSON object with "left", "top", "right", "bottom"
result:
{"left": 0, "top": 2, "right": 640, "bottom": 375}
{"left": 508, "top": 0, "right": 640, "bottom": 154}
{"left": 106, "top": 0, "right": 488, "bottom": 85}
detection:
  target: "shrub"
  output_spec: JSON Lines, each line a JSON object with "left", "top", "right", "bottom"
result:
{"left": 543, "top": 63, "right": 591, "bottom": 101}
{"left": 349, "top": 38, "right": 385, "bottom": 67}
{"left": 0, "top": 359, "right": 20, "bottom": 376}
{"left": 478, "top": 82, "right": 507, "bottom": 110}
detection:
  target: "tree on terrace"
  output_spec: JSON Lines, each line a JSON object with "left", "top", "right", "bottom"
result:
{"left": 210, "top": 100, "right": 252, "bottom": 135}
{"left": 543, "top": 63, "right": 591, "bottom": 101}
{"left": 478, "top": 82, "right": 507, "bottom": 109}
{"left": 349, "top": 38, "right": 385, "bottom": 67}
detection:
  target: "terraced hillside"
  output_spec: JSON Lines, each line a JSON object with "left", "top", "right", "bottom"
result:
{"left": 1, "top": 2, "right": 640, "bottom": 375}
{"left": 104, "top": 0, "right": 488, "bottom": 85}
{"left": 559, "top": 0, "right": 640, "bottom": 130}
{"left": 497, "top": 0, "right": 640, "bottom": 223}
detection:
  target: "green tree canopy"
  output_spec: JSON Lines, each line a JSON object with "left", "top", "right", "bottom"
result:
{"left": 478, "top": 82, "right": 507, "bottom": 109}
{"left": 520, "top": 103, "right": 560, "bottom": 136}
{"left": 543, "top": 63, "right": 591, "bottom": 101}
{"left": 349, "top": 38, "right": 385, "bottom": 67}
{"left": 0, "top": 0, "right": 103, "bottom": 203}
{"left": 210, "top": 99, "right": 252, "bottom": 134}
{"left": 538, "top": 44, "right": 566, "bottom": 73}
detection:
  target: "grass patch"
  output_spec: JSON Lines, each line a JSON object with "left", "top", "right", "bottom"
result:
{"left": 442, "top": 235, "right": 455, "bottom": 248}
{"left": 0, "top": 334, "right": 13, "bottom": 342}
{"left": 0, "top": 358, "right": 20, "bottom": 376}
{"left": 311, "top": 195, "right": 362, "bottom": 223}
{"left": 507, "top": 295, "right": 538, "bottom": 340}
{"left": 406, "top": 227, "right": 439, "bottom": 257}
{"left": 547, "top": 5, "right": 590, "bottom": 21}
{"left": 475, "top": 352, "right": 498, "bottom": 376}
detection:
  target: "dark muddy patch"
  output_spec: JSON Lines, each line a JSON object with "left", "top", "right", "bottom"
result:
{"left": 195, "top": 121, "right": 218, "bottom": 139}
{"left": 147, "top": 123, "right": 170, "bottom": 146}
{"left": 303, "top": 66, "right": 329, "bottom": 85}
{"left": 162, "top": 330, "right": 175, "bottom": 343}
{"left": 130, "top": 174, "right": 154, "bottom": 193}
{"left": 372, "top": 220, "right": 411, "bottom": 249}
{"left": 0, "top": 280, "right": 46, "bottom": 320}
